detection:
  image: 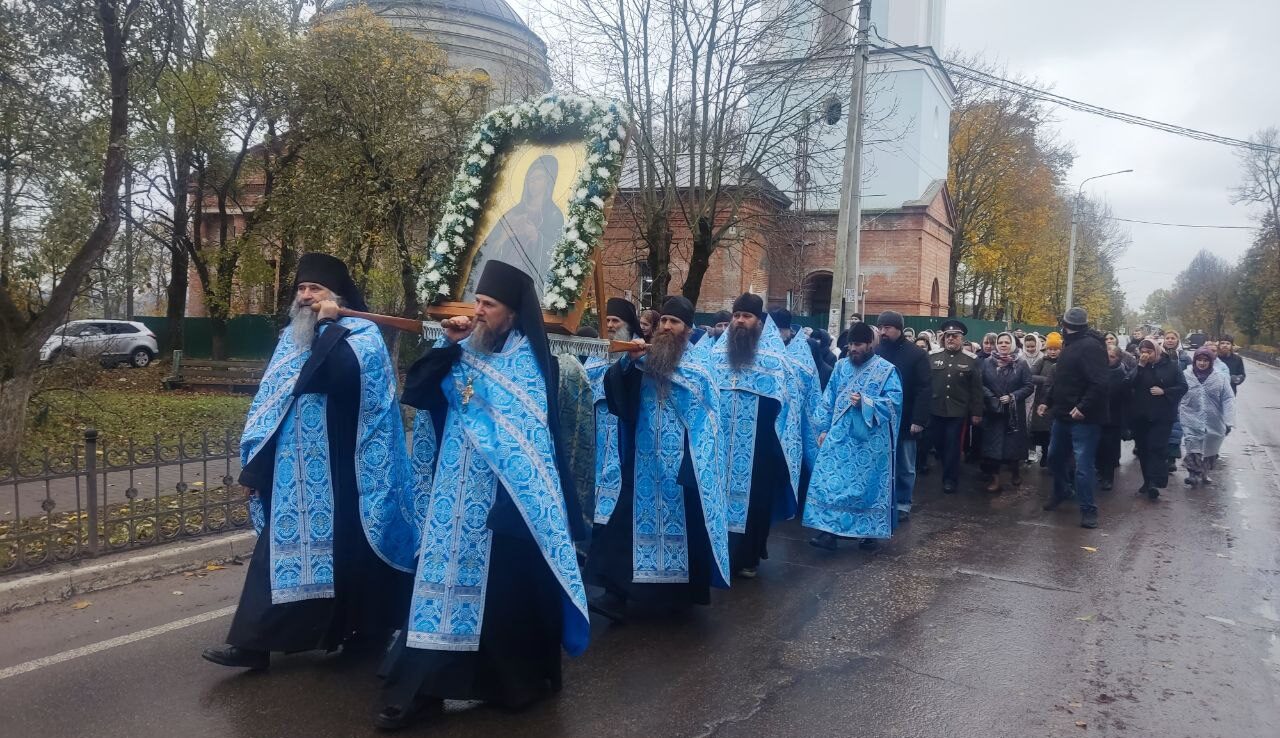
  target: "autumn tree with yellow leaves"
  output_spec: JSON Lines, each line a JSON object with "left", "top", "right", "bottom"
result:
{"left": 947, "top": 57, "right": 1128, "bottom": 327}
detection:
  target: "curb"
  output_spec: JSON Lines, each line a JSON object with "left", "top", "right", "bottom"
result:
{"left": 0, "top": 531, "right": 257, "bottom": 615}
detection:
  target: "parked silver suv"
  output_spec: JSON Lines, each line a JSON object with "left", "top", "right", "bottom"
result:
{"left": 40, "top": 320, "right": 159, "bottom": 368}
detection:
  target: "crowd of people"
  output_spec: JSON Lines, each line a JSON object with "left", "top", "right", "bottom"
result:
{"left": 198, "top": 253, "right": 1248, "bottom": 731}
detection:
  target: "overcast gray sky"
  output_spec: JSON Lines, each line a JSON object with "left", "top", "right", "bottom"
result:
{"left": 515, "top": 0, "right": 1279, "bottom": 311}
{"left": 944, "top": 0, "right": 1280, "bottom": 310}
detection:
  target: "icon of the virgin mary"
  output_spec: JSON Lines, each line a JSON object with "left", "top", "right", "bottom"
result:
{"left": 468, "top": 155, "right": 565, "bottom": 299}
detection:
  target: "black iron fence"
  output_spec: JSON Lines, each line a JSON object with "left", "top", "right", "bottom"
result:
{"left": 1, "top": 429, "right": 250, "bottom": 574}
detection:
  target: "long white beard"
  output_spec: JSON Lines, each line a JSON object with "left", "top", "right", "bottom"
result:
{"left": 288, "top": 301, "right": 319, "bottom": 349}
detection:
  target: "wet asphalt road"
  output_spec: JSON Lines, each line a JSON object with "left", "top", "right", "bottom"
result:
{"left": 2, "top": 359, "right": 1278, "bottom": 738}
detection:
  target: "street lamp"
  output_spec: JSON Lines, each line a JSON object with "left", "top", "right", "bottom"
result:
{"left": 1065, "top": 168, "right": 1133, "bottom": 310}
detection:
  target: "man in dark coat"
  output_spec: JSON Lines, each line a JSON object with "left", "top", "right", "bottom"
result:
{"left": 203, "top": 253, "right": 411, "bottom": 671}
{"left": 1043, "top": 307, "right": 1110, "bottom": 528}
{"left": 1216, "top": 336, "right": 1246, "bottom": 395}
{"left": 875, "top": 311, "right": 931, "bottom": 520}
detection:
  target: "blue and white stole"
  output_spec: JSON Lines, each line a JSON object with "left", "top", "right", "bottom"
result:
{"left": 406, "top": 332, "right": 590, "bottom": 656}
{"left": 710, "top": 317, "right": 803, "bottom": 533}
{"left": 785, "top": 333, "right": 821, "bottom": 469}
{"left": 240, "top": 318, "right": 415, "bottom": 604}
{"left": 631, "top": 356, "right": 730, "bottom": 587}
{"left": 803, "top": 355, "right": 901, "bottom": 537}
{"left": 583, "top": 356, "right": 622, "bottom": 525}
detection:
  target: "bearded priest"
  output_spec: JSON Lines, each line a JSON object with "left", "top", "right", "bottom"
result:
{"left": 711, "top": 293, "right": 804, "bottom": 579}
{"left": 805, "top": 322, "right": 902, "bottom": 551}
{"left": 202, "top": 253, "right": 413, "bottom": 671}
{"left": 374, "top": 260, "right": 589, "bottom": 731}
{"left": 587, "top": 296, "right": 729, "bottom": 620}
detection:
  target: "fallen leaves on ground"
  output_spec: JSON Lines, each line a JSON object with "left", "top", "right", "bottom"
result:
{"left": 70, "top": 600, "right": 92, "bottom": 610}
{"left": 1075, "top": 720, "right": 1088, "bottom": 729}
{"left": 1076, "top": 614, "right": 1096, "bottom": 622}
{"left": 1080, "top": 546, "right": 1098, "bottom": 553}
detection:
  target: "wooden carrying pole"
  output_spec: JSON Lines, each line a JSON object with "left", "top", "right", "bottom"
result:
{"left": 323, "top": 305, "right": 642, "bottom": 354}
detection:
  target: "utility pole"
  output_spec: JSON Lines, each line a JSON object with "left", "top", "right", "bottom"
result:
{"left": 827, "top": 0, "right": 872, "bottom": 338}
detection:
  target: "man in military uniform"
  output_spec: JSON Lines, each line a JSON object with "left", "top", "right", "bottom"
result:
{"left": 929, "top": 320, "right": 983, "bottom": 494}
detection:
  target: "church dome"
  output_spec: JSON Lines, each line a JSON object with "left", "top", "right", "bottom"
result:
{"left": 325, "top": 0, "right": 551, "bottom": 104}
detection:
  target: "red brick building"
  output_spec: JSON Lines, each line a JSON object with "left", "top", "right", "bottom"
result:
{"left": 598, "top": 179, "right": 954, "bottom": 322}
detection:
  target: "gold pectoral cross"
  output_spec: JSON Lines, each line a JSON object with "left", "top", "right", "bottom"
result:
{"left": 461, "top": 376, "right": 475, "bottom": 406}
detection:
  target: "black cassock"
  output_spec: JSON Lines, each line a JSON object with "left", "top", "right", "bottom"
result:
{"left": 225, "top": 324, "right": 410, "bottom": 653}
{"left": 381, "top": 341, "right": 584, "bottom": 710}
{"left": 728, "top": 397, "right": 791, "bottom": 572}
{"left": 587, "top": 359, "right": 714, "bottom": 609}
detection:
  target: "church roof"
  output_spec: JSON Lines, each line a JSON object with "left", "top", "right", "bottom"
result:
{"left": 331, "top": 0, "right": 534, "bottom": 33}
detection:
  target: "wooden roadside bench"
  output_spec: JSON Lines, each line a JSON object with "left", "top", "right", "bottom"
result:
{"left": 163, "top": 351, "right": 265, "bottom": 392}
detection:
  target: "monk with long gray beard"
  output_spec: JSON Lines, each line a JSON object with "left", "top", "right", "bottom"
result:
{"left": 711, "top": 293, "right": 803, "bottom": 579}
{"left": 202, "top": 253, "right": 413, "bottom": 671}
{"left": 587, "top": 297, "right": 730, "bottom": 619}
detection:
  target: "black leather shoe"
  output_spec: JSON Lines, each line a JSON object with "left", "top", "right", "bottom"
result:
{"left": 808, "top": 532, "right": 838, "bottom": 551}
{"left": 1147, "top": 486, "right": 1160, "bottom": 500}
{"left": 1080, "top": 509, "right": 1098, "bottom": 529}
{"left": 942, "top": 482, "right": 957, "bottom": 494}
{"left": 375, "top": 697, "right": 443, "bottom": 731}
{"left": 201, "top": 646, "right": 268, "bottom": 670}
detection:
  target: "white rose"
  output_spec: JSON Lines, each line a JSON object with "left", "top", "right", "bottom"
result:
{"left": 469, "top": 176, "right": 481, "bottom": 187}
{"left": 575, "top": 188, "right": 588, "bottom": 200}
{"left": 434, "top": 242, "right": 449, "bottom": 254}
{"left": 597, "top": 167, "right": 610, "bottom": 178}
{"left": 569, "top": 264, "right": 582, "bottom": 276}
{"left": 565, "top": 229, "right": 579, "bottom": 241}
{"left": 480, "top": 142, "right": 495, "bottom": 156}
{"left": 466, "top": 198, "right": 480, "bottom": 209}
{"left": 590, "top": 196, "right": 605, "bottom": 209}
{"left": 563, "top": 277, "right": 578, "bottom": 289}
{"left": 511, "top": 114, "right": 523, "bottom": 128}
{"left": 575, "top": 239, "right": 589, "bottom": 251}
{"left": 556, "top": 266, "right": 568, "bottom": 277}
{"left": 452, "top": 236, "right": 464, "bottom": 246}
{"left": 609, "top": 140, "right": 621, "bottom": 153}
{"left": 587, "top": 154, "right": 600, "bottom": 165}
{"left": 454, "top": 224, "right": 463, "bottom": 233}
{"left": 425, "top": 270, "right": 441, "bottom": 284}
{"left": 465, "top": 217, "right": 473, "bottom": 227}
{"left": 467, "top": 153, "right": 482, "bottom": 164}
{"left": 616, "top": 125, "right": 628, "bottom": 139}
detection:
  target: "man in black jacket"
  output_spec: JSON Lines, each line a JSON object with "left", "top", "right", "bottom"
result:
{"left": 1043, "top": 307, "right": 1110, "bottom": 529}
{"left": 1216, "top": 336, "right": 1246, "bottom": 395}
{"left": 876, "top": 311, "right": 932, "bottom": 521}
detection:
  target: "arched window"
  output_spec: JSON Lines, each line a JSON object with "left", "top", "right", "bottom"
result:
{"left": 930, "top": 278, "right": 941, "bottom": 317}
{"left": 804, "top": 270, "right": 834, "bottom": 318}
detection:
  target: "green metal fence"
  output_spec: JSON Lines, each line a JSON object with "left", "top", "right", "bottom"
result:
{"left": 137, "top": 315, "right": 279, "bottom": 359}
{"left": 693, "top": 312, "right": 1056, "bottom": 336}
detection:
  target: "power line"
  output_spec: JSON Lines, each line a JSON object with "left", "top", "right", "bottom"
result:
{"left": 1104, "top": 216, "right": 1256, "bottom": 230}
{"left": 858, "top": 36, "right": 1279, "bottom": 154}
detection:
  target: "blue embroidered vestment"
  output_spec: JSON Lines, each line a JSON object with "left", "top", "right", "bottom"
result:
{"left": 629, "top": 357, "right": 731, "bottom": 587}
{"left": 396, "top": 332, "right": 590, "bottom": 656}
{"left": 803, "top": 355, "right": 902, "bottom": 539}
{"left": 709, "top": 317, "right": 804, "bottom": 533}
{"left": 240, "top": 318, "right": 415, "bottom": 605}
